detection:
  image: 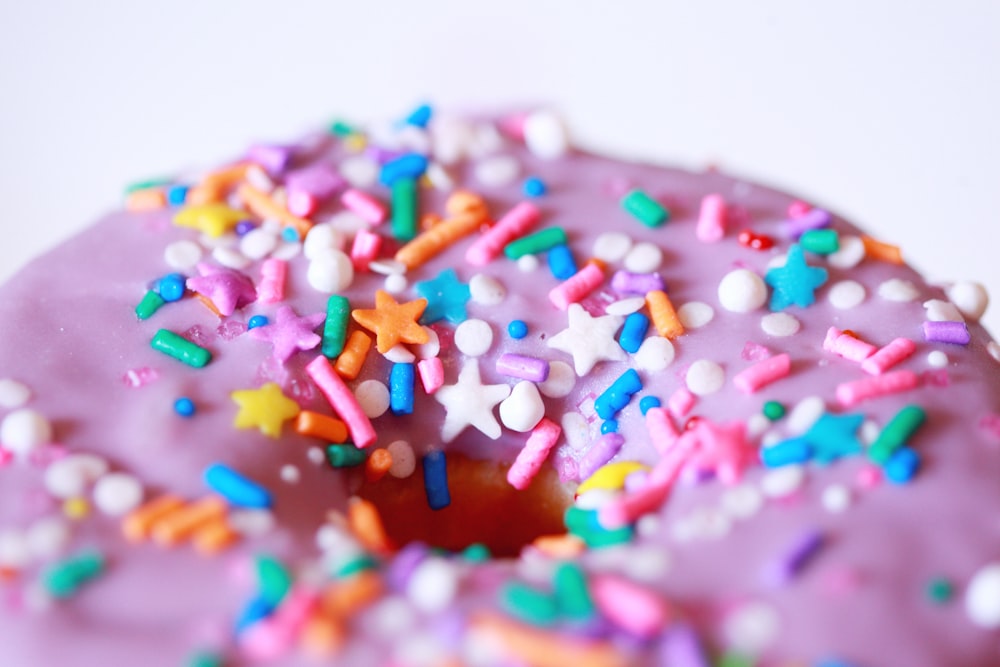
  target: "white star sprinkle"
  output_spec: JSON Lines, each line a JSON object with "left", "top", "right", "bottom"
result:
{"left": 547, "top": 303, "right": 626, "bottom": 376}
{"left": 434, "top": 360, "right": 511, "bottom": 442}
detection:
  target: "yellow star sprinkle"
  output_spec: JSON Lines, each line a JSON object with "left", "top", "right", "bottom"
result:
{"left": 231, "top": 382, "right": 301, "bottom": 438}
{"left": 174, "top": 203, "right": 247, "bottom": 238}
{"left": 351, "top": 290, "right": 430, "bottom": 354}
{"left": 576, "top": 461, "right": 651, "bottom": 495}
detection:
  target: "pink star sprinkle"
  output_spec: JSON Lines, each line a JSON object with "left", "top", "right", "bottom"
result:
{"left": 250, "top": 306, "right": 326, "bottom": 363}
{"left": 186, "top": 263, "right": 257, "bottom": 316}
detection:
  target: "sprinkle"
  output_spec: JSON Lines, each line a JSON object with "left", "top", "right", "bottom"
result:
{"left": 925, "top": 577, "right": 954, "bottom": 604}
{"left": 391, "top": 178, "right": 419, "bottom": 241}
{"left": 152, "top": 496, "right": 227, "bottom": 546}
{"left": 548, "top": 304, "right": 626, "bottom": 375}
{"left": 204, "top": 464, "right": 272, "bottom": 509}
{"left": 646, "top": 290, "right": 684, "bottom": 339}
{"left": 157, "top": 273, "right": 186, "bottom": 302}
{"left": 639, "top": 396, "right": 661, "bottom": 415}
{"left": 389, "top": 363, "right": 415, "bottom": 416}
{"left": 334, "top": 331, "right": 372, "bottom": 380}
{"left": 174, "top": 203, "right": 245, "bottom": 237}
{"left": 861, "top": 337, "right": 917, "bottom": 375}
{"left": 186, "top": 263, "right": 258, "bottom": 316}
{"left": 350, "top": 229, "right": 382, "bottom": 271}
{"left": 836, "top": 370, "right": 919, "bottom": 407}
{"left": 151, "top": 329, "right": 212, "bottom": 368}
{"left": 659, "top": 624, "right": 711, "bottom": 667}
{"left": 240, "top": 588, "right": 318, "bottom": 661}
{"left": 765, "top": 244, "right": 828, "bottom": 311}
{"left": 285, "top": 163, "right": 343, "bottom": 216}
{"left": 799, "top": 228, "right": 839, "bottom": 254}
{"left": 496, "top": 353, "right": 550, "bottom": 382}
{"left": 805, "top": 412, "right": 864, "bottom": 464}
{"left": 547, "top": 244, "right": 578, "bottom": 280}
{"left": 922, "top": 320, "right": 971, "bottom": 345}
{"left": 466, "top": 201, "right": 540, "bottom": 265}
{"left": 623, "top": 242, "right": 663, "bottom": 273}
{"left": 507, "top": 418, "right": 562, "bottom": 490}
{"left": 237, "top": 183, "right": 312, "bottom": 238}
{"left": 341, "top": 188, "right": 388, "bottom": 224}
{"left": 785, "top": 208, "right": 831, "bottom": 238}
{"left": 122, "top": 495, "right": 186, "bottom": 542}
{"left": 504, "top": 227, "right": 568, "bottom": 260}
{"left": 646, "top": 407, "right": 680, "bottom": 455}
{"left": 883, "top": 447, "right": 920, "bottom": 483}
{"left": 231, "top": 383, "right": 301, "bottom": 438}
{"left": 347, "top": 497, "right": 392, "bottom": 554}
{"left": 471, "top": 613, "right": 626, "bottom": 667}
{"left": 43, "top": 551, "right": 105, "bottom": 599}
{"left": 579, "top": 433, "right": 626, "bottom": 480}
{"left": 594, "top": 369, "right": 643, "bottom": 420}
{"left": 737, "top": 229, "right": 775, "bottom": 251}
{"left": 768, "top": 528, "right": 824, "bottom": 586}
{"left": 422, "top": 450, "right": 450, "bottom": 510}
{"left": 827, "top": 280, "right": 866, "bottom": 310}
{"left": 501, "top": 581, "right": 559, "bottom": 626}
{"left": 760, "top": 312, "right": 800, "bottom": 337}
{"left": 415, "top": 268, "right": 471, "bottom": 324}
{"left": 135, "top": 290, "right": 166, "bottom": 320}
{"left": 621, "top": 189, "right": 668, "bottom": 227}
{"left": 667, "top": 388, "right": 696, "bottom": 418}
{"left": 351, "top": 291, "right": 429, "bottom": 354}
{"left": 591, "top": 573, "right": 670, "bottom": 639}
{"left": 761, "top": 438, "right": 811, "bottom": 467}
{"left": 861, "top": 235, "right": 903, "bottom": 264}
{"left": 291, "top": 411, "right": 346, "bottom": 444}
{"left": 499, "top": 381, "right": 545, "bottom": 433}
{"left": 93, "top": 472, "right": 144, "bottom": 516}
{"left": 549, "top": 262, "right": 605, "bottom": 310}
{"left": 186, "top": 163, "right": 250, "bottom": 205}
{"left": 307, "top": 356, "right": 377, "bottom": 448}
{"left": 508, "top": 319, "right": 529, "bottom": 339}
{"left": 325, "top": 444, "right": 368, "bottom": 468}
{"left": 394, "top": 202, "right": 487, "bottom": 269}
{"left": 250, "top": 306, "right": 325, "bottom": 363}
{"left": 686, "top": 359, "right": 725, "bottom": 396}
{"left": 611, "top": 270, "right": 664, "bottom": 295}
{"left": 379, "top": 153, "right": 429, "bottom": 187}
{"left": 965, "top": 563, "right": 1000, "bottom": 628}
{"left": 523, "top": 110, "right": 570, "bottom": 159}
{"left": 823, "top": 327, "right": 877, "bottom": 362}
{"left": 578, "top": 461, "right": 650, "bottom": 494}
{"left": 732, "top": 353, "right": 791, "bottom": 394}
{"left": 523, "top": 176, "right": 547, "bottom": 197}
{"left": 364, "top": 449, "right": 393, "bottom": 483}
{"left": 695, "top": 193, "right": 727, "bottom": 242}
{"left": 868, "top": 406, "right": 926, "bottom": 465}
{"left": 0, "top": 378, "right": 31, "bottom": 409}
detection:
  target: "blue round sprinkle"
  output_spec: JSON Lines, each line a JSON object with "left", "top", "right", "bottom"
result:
{"left": 166, "top": 184, "right": 189, "bottom": 206}
{"left": 174, "top": 397, "right": 196, "bottom": 418}
{"left": 281, "top": 227, "right": 300, "bottom": 242}
{"left": 639, "top": 396, "right": 662, "bottom": 415}
{"left": 523, "top": 176, "right": 546, "bottom": 198}
{"left": 157, "top": 273, "right": 186, "bottom": 302}
{"left": 508, "top": 320, "right": 528, "bottom": 339}
{"left": 248, "top": 315, "right": 269, "bottom": 330}
{"left": 235, "top": 220, "right": 256, "bottom": 236}
{"left": 884, "top": 447, "right": 920, "bottom": 484}
{"left": 601, "top": 419, "right": 619, "bottom": 434}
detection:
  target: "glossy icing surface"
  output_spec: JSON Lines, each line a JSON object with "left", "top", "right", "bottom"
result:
{"left": 1, "top": 111, "right": 999, "bottom": 666}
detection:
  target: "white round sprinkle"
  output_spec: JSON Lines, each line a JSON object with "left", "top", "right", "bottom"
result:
{"left": 469, "top": 122, "right": 504, "bottom": 158}
{"left": 416, "top": 327, "right": 440, "bottom": 359}
{"left": 454, "top": 319, "right": 493, "bottom": 357}
{"left": 828, "top": 280, "right": 866, "bottom": 310}
{"left": 355, "top": 380, "right": 390, "bottom": 418}
{"left": 387, "top": 440, "right": 416, "bottom": 478}
{"left": 517, "top": 254, "right": 540, "bottom": 272}
{"left": 821, "top": 484, "right": 852, "bottom": 513}
{"left": 383, "top": 344, "right": 416, "bottom": 364}
{"left": 270, "top": 242, "right": 301, "bottom": 261}
{"left": 878, "top": 278, "right": 920, "bottom": 302}
{"left": 927, "top": 350, "right": 949, "bottom": 368}
{"left": 239, "top": 228, "right": 278, "bottom": 260}
{"left": 340, "top": 155, "right": 379, "bottom": 188}
{"left": 425, "top": 162, "right": 454, "bottom": 191}
{"left": 384, "top": 273, "right": 408, "bottom": 294}
{"left": 623, "top": 242, "right": 663, "bottom": 273}
{"left": 605, "top": 297, "right": 646, "bottom": 317}
{"left": 303, "top": 223, "right": 345, "bottom": 261}
{"left": 859, "top": 420, "right": 880, "bottom": 447}
{"left": 746, "top": 413, "right": 772, "bottom": 440}
{"left": 306, "top": 447, "right": 325, "bottom": 465}
{"left": 677, "top": 301, "right": 715, "bottom": 329}
{"left": 593, "top": 232, "right": 633, "bottom": 263}
{"left": 786, "top": 396, "right": 825, "bottom": 435}
{"left": 212, "top": 246, "right": 251, "bottom": 270}
{"left": 369, "top": 596, "right": 418, "bottom": 639}
{"left": 923, "top": 299, "right": 964, "bottom": 322}
{"left": 164, "top": 240, "right": 204, "bottom": 271}
{"left": 827, "top": 234, "right": 865, "bottom": 269}
{"left": 307, "top": 251, "right": 354, "bottom": 293}
{"left": 718, "top": 269, "right": 768, "bottom": 313}
{"left": 44, "top": 454, "right": 109, "bottom": 499}
{"left": 760, "top": 465, "right": 806, "bottom": 498}
{"left": 761, "top": 312, "right": 801, "bottom": 337}
{"left": 1, "top": 409, "right": 52, "bottom": 458}
{"left": 686, "top": 360, "right": 725, "bottom": 396}
{"left": 228, "top": 509, "right": 276, "bottom": 538}
{"left": 0, "top": 530, "right": 30, "bottom": 568}
{"left": 947, "top": 281, "right": 989, "bottom": 322}
{"left": 26, "top": 517, "right": 70, "bottom": 560}
{"left": 0, "top": 379, "right": 30, "bottom": 409}
{"left": 369, "top": 258, "right": 407, "bottom": 276}
{"left": 523, "top": 110, "right": 570, "bottom": 160}
{"left": 720, "top": 484, "right": 764, "bottom": 520}
{"left": 538, "top": 361, "right": 576, "bottom": 398}
{"left": 474, "top": 155, "right": 520, "bottom": 187}
{"left": 280, "top": 465, "right": 300, "bottom": 484}
{"left": 633, "top": 336, "right": 676, "bottom": 372}
{"left": 432, "top": 116, "right": 472, "bottom": 165}
{"left": 724, "top": 602, "right": 781, "bottom": 654}
{"left": 407, "top": 558, "right": 459, "bottom": 613}
{"left": 966, "top": 563, "right": 1000, "bottom": 628}
{"left": 93, "top": 473, "right": 143, "bottom": 516}
{"left": 499, "top": 381, "right": 545, "bottom": 433}
{"left": 469, "top": 274, "right": 506, "bottom": 305}
{"left": 561, "top": 412, "right": 591, "bottom": 450}
{"left": 315, "top": 523, "right": 355, "bottom": 553}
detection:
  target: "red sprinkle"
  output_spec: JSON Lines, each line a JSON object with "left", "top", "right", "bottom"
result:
{"left": 737, "top": 229, "right": 775, "bottom": 250}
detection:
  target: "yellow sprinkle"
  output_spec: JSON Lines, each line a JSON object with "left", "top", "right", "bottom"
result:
{"left": 173, "top": 203, "right": 246, "bottom": 238}
{"left": 576, "top": 461, "right": 650, "bottom": 495}
{"left": 344, "top": 135, "right": 367, "bottom": 153}
{"left": 63, "top": 497, "right": 91, "bottom": 520}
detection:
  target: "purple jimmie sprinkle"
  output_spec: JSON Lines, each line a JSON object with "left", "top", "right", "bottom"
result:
{"left": 659, "top": 623, "right": 711, "bottom": 667}
{"left": 247, "top": 143, "right": 294, "bottom": 177}
{"left": 767, "top": 528, "right": 825, "bottom": 587}
{"left": 922, "top": 320, "right": 971, "bottom": 345}
{"left": 611, "top": 270, "right": 665, "bottom": 295}
{"left": 495, "top": 353, "right": 550, "bottom": 382}
{"left": 785, "top": 208, "right": 831, "bottom": 238}
{"left": 578, "top": 433, "right": 626, "bottom": 480}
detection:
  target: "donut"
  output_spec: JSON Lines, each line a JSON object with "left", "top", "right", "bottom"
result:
{"left": 1, "top": 105, "right": 999, "bottom": 667}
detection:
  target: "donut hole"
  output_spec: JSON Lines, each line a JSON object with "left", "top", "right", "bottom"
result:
{"left": 356, "top": 454, "right": 572, "bottom": 558}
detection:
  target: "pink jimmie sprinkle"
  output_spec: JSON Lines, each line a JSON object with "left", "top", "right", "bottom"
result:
{"left": 507, "top": 418, "right": 562, "bottom": 490}
{"left": 0, "top": 448, "right": 12, "bottom": 467}
{"left": 417, "top": 357, "right": 445, "bottom": 394}
{"left": 646, "top": 407, "right": 680, "bottom": 455}
{"left": 591, "top": 574, "right": 671, "bottom": 639}
{"left": 667, "top": 387, "right": 696, "bottom": 418}
{"left": 732, "top": 353, "right": 791, "bottom": 394}
{"left": 122, "top": 367, "right": 160, "bottom": 388}
{"left": 860, "top": 337, "right": 916, "bottom": 375}
{"left": 836, "top": 370, "right": 919, "bottom": 407}
{"left": 855, "top": 464, "right": 883, "bottom": 489}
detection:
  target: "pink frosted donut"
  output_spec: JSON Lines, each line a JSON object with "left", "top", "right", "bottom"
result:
{"left": 1, "top": 106, "right": 999, "bottom": 667}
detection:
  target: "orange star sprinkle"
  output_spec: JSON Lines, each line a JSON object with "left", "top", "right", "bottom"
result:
{"left": 351, "top": 290, "right": 429, "bottom": 354}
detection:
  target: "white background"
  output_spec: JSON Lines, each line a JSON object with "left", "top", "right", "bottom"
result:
{"left": 1, "top": 2, "right": 998, "bottom": 334}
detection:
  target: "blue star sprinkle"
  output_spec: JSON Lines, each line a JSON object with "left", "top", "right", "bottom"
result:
{"left": 415, "top": 268, "right": 471, "bottom": 325}
{"left": 765, "top": 244, "right": 829, "bottom": 311}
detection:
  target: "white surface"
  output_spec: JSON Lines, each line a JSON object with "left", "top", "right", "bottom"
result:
{"left": 1, "top": 2, "right": 998, "bottom": 335}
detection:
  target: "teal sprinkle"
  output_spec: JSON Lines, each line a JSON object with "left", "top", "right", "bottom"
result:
{"left": 43, "top": 552, "right": 105, "bottom": 599}
{"left": 462, "top": 543, "right": 491, "bottom": 562}
{"left": 500, "top": 582, "right": 559, "bottom": 626}
{"left": 256, "top": 555, "right": 292, "bottom": 606}
{"left": 334, "top": 555, "right": 378, "bottom": 579}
